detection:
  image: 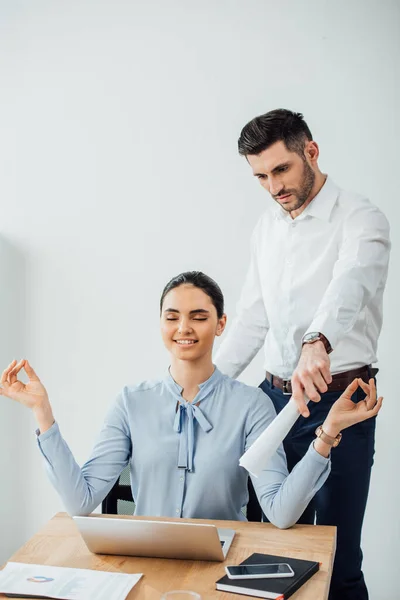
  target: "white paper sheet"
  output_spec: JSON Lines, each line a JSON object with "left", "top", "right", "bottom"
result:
{"left": 0, "top": 562, "right": 142, "bottom": 600}
{"left": 239, "top": 394, "right": 309, "bottom": 477}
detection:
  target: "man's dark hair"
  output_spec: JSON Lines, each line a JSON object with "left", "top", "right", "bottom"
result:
{"left": 160, "top": 271, "right": 224, "bottom": 318}
{"left": 238, "top": 109, "right": 313, "bottom": 157}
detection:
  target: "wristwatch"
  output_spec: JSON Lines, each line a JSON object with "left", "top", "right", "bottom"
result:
{"left": 302, "top": 332, "right": 333, "bottom": 354}
{"left": 315, "top": 425, "right": 342, "bottom": 447}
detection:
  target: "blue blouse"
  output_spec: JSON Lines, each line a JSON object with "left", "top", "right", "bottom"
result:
{"left": 37, "top": 368, "right": 330, "bottom": 528}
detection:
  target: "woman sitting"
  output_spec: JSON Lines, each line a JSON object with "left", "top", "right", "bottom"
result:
{"left": 0, "top": 272, "right": 382, "bottom": 528}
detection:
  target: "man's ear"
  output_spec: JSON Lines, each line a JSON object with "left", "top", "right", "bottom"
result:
{"left": 305, "top": 140, "right": 320, "bottom": 163}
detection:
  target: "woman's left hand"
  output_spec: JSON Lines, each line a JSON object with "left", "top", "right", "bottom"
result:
{"left": 322, "top": 378, "right": 383, "bottom": 438}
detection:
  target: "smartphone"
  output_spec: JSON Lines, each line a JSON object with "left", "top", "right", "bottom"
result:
{"left": 225, "top": 563, "right": 295, "bottom": 579}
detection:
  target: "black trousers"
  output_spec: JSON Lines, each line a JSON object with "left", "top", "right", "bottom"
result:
{"left": 259, "top": 376, "right": 376, "bottom": 600}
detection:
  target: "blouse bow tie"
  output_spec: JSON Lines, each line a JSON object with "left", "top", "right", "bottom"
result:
{"left": 173, "top": 400, "right": 213, "bottom": 472}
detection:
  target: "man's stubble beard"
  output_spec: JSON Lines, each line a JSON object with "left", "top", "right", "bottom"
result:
{"left": 277, "top": 161, "right": 316, "bottom": 213}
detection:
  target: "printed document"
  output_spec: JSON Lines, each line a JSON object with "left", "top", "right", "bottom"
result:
{"left": 0, "top": 562, "right": 142, "bottom": 600}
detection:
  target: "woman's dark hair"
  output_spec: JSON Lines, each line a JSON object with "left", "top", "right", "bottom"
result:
{"left": 160, "top": 271, "right": 224, "bottom": 318}
{"left": 238, "top": 108, "right": 313, "bottom": 157}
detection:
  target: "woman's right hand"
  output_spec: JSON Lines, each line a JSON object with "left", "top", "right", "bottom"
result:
{"left": 0, "top": 359, "right": 49, "bottom": 409}
{"left": 0, "top": 360, "right": 54, "bottom": 433}
{"left": 0, "top": 360, "right": 55, "bottom": 433}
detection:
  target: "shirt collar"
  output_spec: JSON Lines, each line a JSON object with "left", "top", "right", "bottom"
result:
{"left": 165, "top": 367, "right": 221, "bottom": 473}
{"left": 164, "top": 365, "right": 223, "bottom": 402}
{"left": 273, "top": 176, "right": 339, "bottom": 223}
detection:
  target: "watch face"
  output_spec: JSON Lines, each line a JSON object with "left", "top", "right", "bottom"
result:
{"left": 303, "top": 332, "right": 320, "bottom": 343}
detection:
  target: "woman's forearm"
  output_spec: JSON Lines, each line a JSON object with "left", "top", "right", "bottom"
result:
{"left": 33, "top": 400, "right": 55, "bottom": 434}
{"left": 253, "top": 442, "right": 331, "bottom": 529}
{"left": 36, "top": 396, "right": 132, "bottom": 516}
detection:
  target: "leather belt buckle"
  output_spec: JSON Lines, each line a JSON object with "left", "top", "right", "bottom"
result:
{"left": 282, "top": 380, "right": 292, "bottom": 395}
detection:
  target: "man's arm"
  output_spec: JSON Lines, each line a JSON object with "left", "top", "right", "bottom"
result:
{"left": 291, "top": 201, "right": 390, "bottom": 416}
{"left": 215, "top": 228, "right": 269, "bottom": 379}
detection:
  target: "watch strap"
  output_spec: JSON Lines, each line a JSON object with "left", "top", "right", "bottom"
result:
{"left": 315, "top": 425, "right": 342, "bottom": 447}
{"left": 302, "top": 332, "right": 333, "bottom": 354}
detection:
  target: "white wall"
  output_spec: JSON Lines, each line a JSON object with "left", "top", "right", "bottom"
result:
{"left": 0, "top": 237, "right": 30, "bottom": 561}
{"left": 0, "top": 0, "right": 398, "bottom": 596}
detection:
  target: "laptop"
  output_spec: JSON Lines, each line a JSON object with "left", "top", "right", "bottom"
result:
{"left": 73, "top": 515, "right": 235, "bottom": 561}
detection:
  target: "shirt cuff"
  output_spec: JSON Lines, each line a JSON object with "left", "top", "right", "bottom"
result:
{"left": 306, "top": 440, "right": 331, "bottom": 465}
{"left": 304, "top": 316, "right": 342, "bottom": 351}
{"left": 36, "top": 421, "right": 59, "bottom": 442}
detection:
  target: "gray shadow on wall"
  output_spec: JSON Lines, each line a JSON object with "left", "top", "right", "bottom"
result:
{"left": 0, "top": 235, "right": 28, "bottom": 562}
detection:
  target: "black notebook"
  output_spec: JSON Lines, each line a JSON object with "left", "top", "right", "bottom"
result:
{"left": 216, "top": 552, "right": 319, "bottom": 599}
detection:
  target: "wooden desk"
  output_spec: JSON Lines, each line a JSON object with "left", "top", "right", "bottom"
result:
{"left": 1, "top": 513, "right": 336, "bottom": 600}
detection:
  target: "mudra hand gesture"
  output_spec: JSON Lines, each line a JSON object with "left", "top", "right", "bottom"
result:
{"left": 0, "top": 359, "right": 54, "bottom": 432}
{"left": 323, "top": 378, "right": 383, "bottom": 438}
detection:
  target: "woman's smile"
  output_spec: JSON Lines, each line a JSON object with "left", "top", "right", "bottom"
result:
{"left": 174, "top": 339, "right": 198, "bottom": 346}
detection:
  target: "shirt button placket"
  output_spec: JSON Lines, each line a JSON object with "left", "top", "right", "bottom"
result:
{"left": 176, "top": 469, "right": 186, "bottom": 517}
{"left": 282, "top": 220, "right": 295, "bottom": 366}
{"left": 282, "top": 222, "right": 292, "bottom": 348}
{"left": 286, "top": 219, "right": 298, "bottom": 372}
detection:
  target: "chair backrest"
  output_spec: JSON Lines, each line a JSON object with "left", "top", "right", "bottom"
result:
{"left": 246, "top": 478, "right": 263, "bottom": 522}
{"left": 102, "top": 467, "right": 263, "bottom": 522}
{"left": 101, "top": 465, "right": 135, "bottom": 515}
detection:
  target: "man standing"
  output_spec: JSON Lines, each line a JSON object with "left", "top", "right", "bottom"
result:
{"left": 216, "top": 109, "right": 390, "bottom": 600}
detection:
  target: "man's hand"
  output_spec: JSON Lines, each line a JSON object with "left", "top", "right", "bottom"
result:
{"left": 291, "top": 341, "right": 332, "bottom": 417}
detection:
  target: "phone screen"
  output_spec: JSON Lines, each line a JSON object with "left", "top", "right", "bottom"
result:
{"left": 227, "top": 563, "right": 293, "bottom": 576}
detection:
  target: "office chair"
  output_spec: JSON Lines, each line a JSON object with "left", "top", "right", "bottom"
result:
{"left": 102, "top": 465, "right": 135, "bottom": 515}
{"left": 102, "top": 466, "right": 263, "bottom": 522}
{"left": 246, "top": 478, "right": 263, "bottom": 522}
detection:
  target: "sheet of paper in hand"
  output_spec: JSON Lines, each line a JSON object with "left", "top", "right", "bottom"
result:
{"left": 239, "top": 394, "right": 309, "bottom": 477}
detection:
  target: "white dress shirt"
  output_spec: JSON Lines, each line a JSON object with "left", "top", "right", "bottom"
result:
{"left": 216, "top": 177, "right": 390, "bottom": 379}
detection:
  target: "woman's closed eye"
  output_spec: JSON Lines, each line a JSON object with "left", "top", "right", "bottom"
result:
{"left": 165, "top": 316, "right": 207, "bottom": 321}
